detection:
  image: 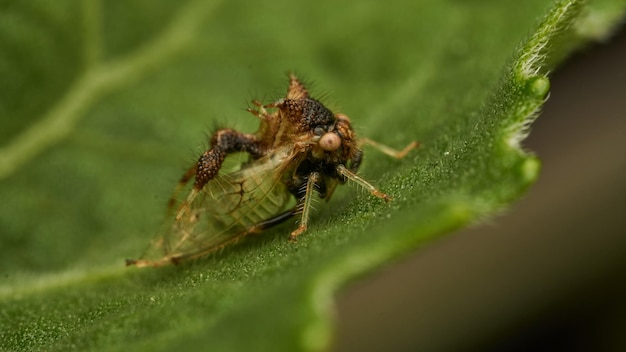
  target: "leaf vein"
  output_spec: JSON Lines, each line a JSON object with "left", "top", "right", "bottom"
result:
{"left": 0, "top": 0, "right": 222, "bottom": 181}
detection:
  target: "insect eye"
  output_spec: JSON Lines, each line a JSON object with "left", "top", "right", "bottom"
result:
{"left": 313, "top": 126, "right": 326, "bottom": 136}
{"left": 319, "top": 132, "right": 341, "bottom": 151}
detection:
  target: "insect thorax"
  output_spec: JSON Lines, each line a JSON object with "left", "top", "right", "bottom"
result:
{"left": 277, "top": 98, "right": 336, "bottom": 132}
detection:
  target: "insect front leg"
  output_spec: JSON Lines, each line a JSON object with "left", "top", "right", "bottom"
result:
{"left": 359, "top": 138, "right": 420, "bottom": 159}
{"left": 289, "top": 172, "right": 321, "bottom": 242}
{"left": 246, "top": 100, "right": 268, "bottom": 118}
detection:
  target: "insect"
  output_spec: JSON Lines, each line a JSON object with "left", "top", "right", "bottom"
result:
{"left": 126, "top": 74, "right": 418, "bottom": 267}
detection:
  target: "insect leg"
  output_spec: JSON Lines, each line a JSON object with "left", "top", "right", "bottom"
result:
{"left": 336, "top": 165, "right": 392, "bottom": 202}
{"left": 360, "top": 138, "right": 420, "bottom": 159}
{"left": 174, "top": 208, "right": 298, "bottom": 262}
{"left": 246, "top": 100, "right": 268, "bottom": 118}
{"left": 289, "top": 172, "right": 320, "bottom": 241}
{"left": 194, "top": 129, "right": 264, "bottom": 190}
{"left": 128, "top": 207, "right": 299, "bottom": 267}
{"left": 172, "top": 129, "right": 264, "bottom": 221}
{"left": 251, "top": 207, "right": 298, "bottom": 232}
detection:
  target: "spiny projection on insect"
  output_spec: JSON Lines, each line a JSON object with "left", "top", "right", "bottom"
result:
{"left": 126, "top": 74, "right": 418, "bottom": 267}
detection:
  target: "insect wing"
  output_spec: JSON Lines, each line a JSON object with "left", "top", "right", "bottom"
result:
{"left": 135, "top": 147, "right": 297, "bottom": 266}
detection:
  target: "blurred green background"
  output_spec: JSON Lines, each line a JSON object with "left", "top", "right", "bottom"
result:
{"left": 335, "top": 27, "right": 626, "bottom": 352}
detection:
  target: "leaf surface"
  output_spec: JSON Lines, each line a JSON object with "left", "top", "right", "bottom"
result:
{"left": 1, "top": 0, "right": 624, "bottom": 351}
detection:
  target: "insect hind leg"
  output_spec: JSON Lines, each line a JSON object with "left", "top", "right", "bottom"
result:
{"left": 194, "top": 129, "right": 264, "bottom": 190}
{"left": 183, "top": 207, "right": 297, "bottom": 259}
{"left": 142, "top": 208, "right": 298, "bottom": 267}
{"left": 251, "top": 207, "right": 298, "bottom": 233}
{"left": 170, "top": 129, "right": 265, "bottom": 221}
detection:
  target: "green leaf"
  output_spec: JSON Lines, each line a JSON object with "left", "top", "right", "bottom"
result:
{"left": 0, "top": 0, "right": 624, "bottom": 351}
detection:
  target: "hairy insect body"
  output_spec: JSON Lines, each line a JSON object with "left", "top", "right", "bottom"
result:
{"left": 127, "top": 74, "right": 418, "bottom": 267}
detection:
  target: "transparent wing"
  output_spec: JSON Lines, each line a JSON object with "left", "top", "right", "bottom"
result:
{"left": 131, "top": 147, "right": 299, "bottom": 267}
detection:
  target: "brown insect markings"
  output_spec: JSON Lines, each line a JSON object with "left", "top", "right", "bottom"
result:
{"left": 126, "top": 73, "right": 419, "bottom": 268}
